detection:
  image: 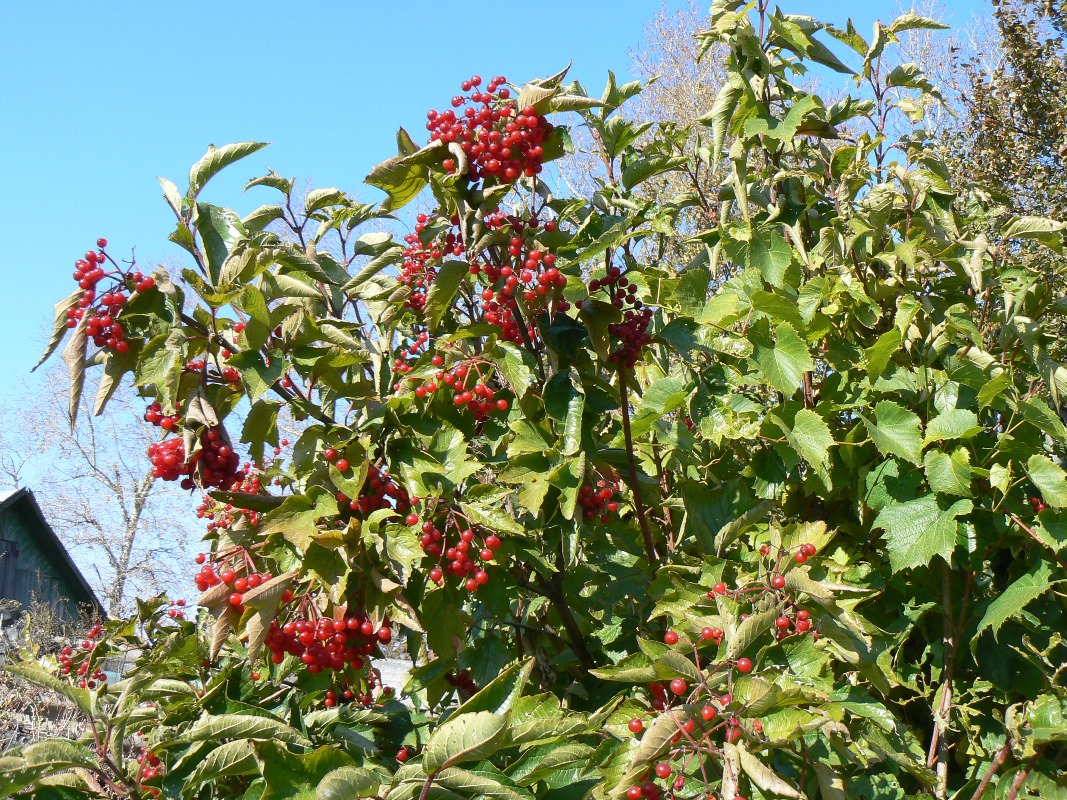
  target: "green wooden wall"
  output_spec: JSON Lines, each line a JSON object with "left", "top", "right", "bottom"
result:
{"left": 0, "top": 494, "right": 98, "bottom": 621}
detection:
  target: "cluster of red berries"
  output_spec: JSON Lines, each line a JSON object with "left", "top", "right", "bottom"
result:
{"left": 144, "top": 402, "right": 181, "bottom": 430}
{"left": 322, "top": 684, "right": 394, "bottom": 709}
{"left": 135, "top": 746, "right": 164, "bottom": 795}
{"left": 148, "top": 438, "right": 188, "bottom": 483}
{"left": 412, "top": 511, "right": 502, "bottom": 591}
{"left": 399, "top": 224, "right": 458, "bottom": 313}
{"left": 391, "top": 330, "right": 432, "bottom": 385}
{"left": 165, "top": 599, "right": 187, "bottom": 620}
{"left": 475, "top": 215, "right": 568, "bottom": 345}
{"left": 264, "top": 612, "right": 392, "bottom": 676}
{"left": 585, "top": 268, "right": 653, "bottom": 368}
{"left": 184, "top": 356, "right": 240, "bottom": 385}
{"left": 625, "top": 678, "right": 757, "bottom": 800}
{"left": 407, "top": 356, "right": 511, "bottom": 421}
{"left": 190, "top": 427, "right": 243, "bottom": 490}
{"left": 444, "top": 668, "right": 479, "bottom": 700}
{"left": 577, "top": 476, "right": 621, "bottom": 522}
{"left": 193, "top": 551, "right": 277, "bottom": 601}
{"left": 427, "top": 75, "right": 551, "bottom": 183}
{"left": 332, "top": 463, "right": 414, "bottom": 523}
{"left": 57, "top": 624, "right": 107, "bottom": 689}
{"left": 1028, "top": 495, "right": 1047, "bottom": 512}
{"left": 195, "top": 469, "right": 265, "bottom": 532}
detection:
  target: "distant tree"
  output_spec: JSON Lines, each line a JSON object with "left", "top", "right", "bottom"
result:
{"left": 0, "top": 367, "right": 199, "bottom": 614}
{"left": 951, "top": 0, "right": 1067, "bottom": 218}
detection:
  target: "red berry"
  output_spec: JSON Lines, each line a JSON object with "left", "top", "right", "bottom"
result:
{"left": 736, "top": 658, "right": 753, "bottom": 673}
{"left": 669, "top": 678, "right": 687, "bottom": 695}
{"left": 800, "top": 542, "right": 816, "bottom": 557}
{"left": 628, "top": 787, "right": 643, "bottom": 800}
{"left": 397, "top": 747, "right": 410, "bottom": 762}
{"left": 323, "top": 448, "right": 338, "bottom": 461}
{"left": 97, "top": 238, "right": 108, "bottom": 248}
{"left": 663, "top": 631, "right": 679, "bottom": 645}
{"left": 713, "top": 582, "right": 727, "bottom": 595}
{"left": 655, "top": 763, "right": 671, "bottom": 779}
{"left": 334, "top": 458, "right": 350, "bottom": 472}
{"left": 701, "top": 705, "right": 717, "bottom": 721}
{"left": 771, "top": 574, "right": 786, "bottom": 590}
{"left": 628, "top": 718, "right": 644, "bottom": 733}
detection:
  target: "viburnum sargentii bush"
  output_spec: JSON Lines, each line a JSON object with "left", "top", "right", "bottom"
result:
{"left": 4, "top": 4, "right": 1067, "bottom": 799}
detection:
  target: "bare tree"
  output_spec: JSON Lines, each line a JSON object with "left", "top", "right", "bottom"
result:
{"left": 0, "top": 366, "right": 200, "bottom": 615}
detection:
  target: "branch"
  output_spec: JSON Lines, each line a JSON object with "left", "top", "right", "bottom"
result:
{"left": 619, "top": 369, "right": 659, "bottom": 567}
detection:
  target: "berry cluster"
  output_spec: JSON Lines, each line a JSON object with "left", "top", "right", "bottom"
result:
{"left": 147, "top": 438, "right": 187, "bottom": 483}
{"left": 332, "top": 464, "right": 414, "bottom": 523}
{"left": 193, "top": 550, "right": 277, "bottom": 603}
{"left": 264, "top": 612, "right": 392, "bottom": 677}
{"left": 474, "top": 215, "right": 568, "bottom": 345}
{"left": 427, "top": 75, "right": 552, "bottom": 183}
{"left": 57, "top": 623, "right": 107, "bottom": 689}
{"left": 144, "top": 402, "right": 181, "bottom": 431}
{"left": 66, "top": 239, "right": 156, "bottom": 355}
{"left": 444, "top": 668, "right": 479, "bottom": 700}
{"left": 577, "top": 476, "right": 621, "bottom": 522}
{"left": 618, "top": 543, "right": 824, "bottom": 800}
{"left": 412, "top": 509, "right": 502, "bottom": 591}
{"left": 586, "top": 268, "right": 653, "bottom": 368}
{"left": 195, "top": 469, "right": 265, "bottom": 532}
{"left": 406, "top": 356, "right": 511, "bottom": 421}
{"left": 164, "top": 599, "right": 187, "bottom": 620}
{"left": 135, "top": 746, "right": 164, "bottom": 797}
{"left": 391, "top": 330, "right": 432, "bottom": 386}
{"left": 1029, "top": 495, "right": 1047, "bottom": 513}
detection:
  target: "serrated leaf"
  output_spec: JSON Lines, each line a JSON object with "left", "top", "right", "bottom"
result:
{"left": 1027, "top": 455, "right": 1067, "bottom": 508}
{"left": 186, "top": 741, "right": 258, "bottom": 792}
{"left": 923, "top": 448, "right": 973, "bottom": 497}
{"left": 974, "top": 561, "right": 1057, "bottom": 645}
{"left": 863, "top": 328, "right": 901, "bottom": 378}
{"left": 861, "top": 401, "right": 923, "bottom": 464}
{"left": 755, "top": 323, "right": 813, "bottom": 396}
{"left": 180, "top": 714, "right": 310, "bottom": 746}
{"left": 773, "top": 409, "right": 834, "bottom": 485}
{"left": 872, "top": 495, "right": 971, "bottom": 572}
{"left": 923, "top": 409, "right": 982, "bottom": 446}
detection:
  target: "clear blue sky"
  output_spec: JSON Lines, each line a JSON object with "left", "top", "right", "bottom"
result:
{"left": 0, "top": 0, "right": 989, "bottom": 404}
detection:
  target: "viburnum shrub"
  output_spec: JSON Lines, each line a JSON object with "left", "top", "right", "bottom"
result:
{"left": 6, "top": 5, "right": 1067, "bottom": 799}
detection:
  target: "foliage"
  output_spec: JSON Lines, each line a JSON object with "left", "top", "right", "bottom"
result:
{"left": 5, "top": 3, "right": 1067, "bottom": 799}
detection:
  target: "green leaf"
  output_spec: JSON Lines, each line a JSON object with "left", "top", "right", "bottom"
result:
{"left": 861, "top": 401, "right": 923, "bottom": 465}
{"left": 923, "top": 409, "right": 982, "bottom": 446}
{"left": 923, "top": 448, "right": 973, "bottom": 497}
{"left": 862, "top": 328, "right": 901, "bottom": 378}
{"left": 735, "top": 740, "right": 803, "bottom": 799}
{"left": 316, "top": 766, "right": 380, "bottom": 800}
{"left": 1001, "top": 215, "right": 1067, "bottom": 250}
{"left": 630, "top": 375, "right": 688, "bottom": 437}
{"left": 252, "top": 742, "right": 355, "bottom": 800}
{"left": 458, "top": 658, "right": 534, "bottom": 716}
{"left": 365, "top": 141, "right": 442, "bottom": 212}
{"left": 772, "top": 408, "right": 834, "bottom": 485}
{"left": 974, "top": 561, "right": 1056, "bottom": 644}
{"left": 33, "top": 289, "right": 80, "bottom": 371}
{"left": 423, "top": 711, "right": 509, "bottom": 773}
{"left": 872, "top": 495, "right": 971, "bottom": 572}
{"left": 186, "top": 741, "right": 259, "bottom": 791}
{"left": 749, "top": 230, "right": 792, "bottom": 288}
{"left": 700, "top": 78, "right": 742, "bottom": 165}
{"left": 1026, "top": 694, "right": 1067, "bottom": 743}
{"left": 61, "top": 312, "right": 88, "bottom": 428}
{"left": 755, "top": 323, "right": 814, "bottom": 395}
{"left": 424, "top": 260, "right": 470, "bottom": 331}
{"left": 188, "top": 142, "right": 269, "bottom": 199}
{"left": 436, "top": 767, "right": 533, "bottom": 800}
{"left": 1027, "top": 455, "right": 1067, "bottom": 509}
{"left": 3, "top": 663, "right": 90, "bottom": 716}
{"left": 179, "top": 714, "right": 311, "bottom": 746}
{"left": 543, "top": 370, "right": 585, "bottom": 456}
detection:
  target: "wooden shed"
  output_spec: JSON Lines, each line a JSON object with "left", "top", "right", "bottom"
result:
{"left": 0, "top": 488, "right": 103, "bottom": 622}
